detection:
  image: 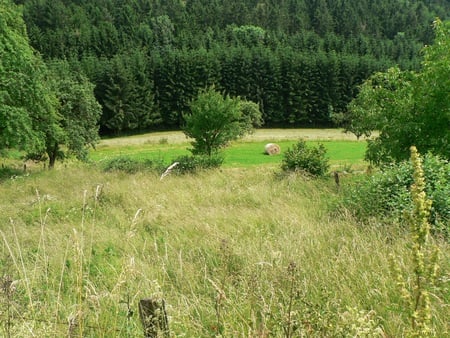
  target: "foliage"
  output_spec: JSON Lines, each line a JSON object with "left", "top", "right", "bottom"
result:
{"left": 96, "top": 51, "right": 161, "bottom": 134}
{"left": 102, "top": 156, "right": 164, "bottom": 174}
{"left": 41, "top": 60, "right": 102, "bottom": 168}
{"left": 340, "top": 153, "right": 449, "bottom": 238}
{"left": 390, "top": 147, "right": 441, "bottom": 337}
{"left": 281, "top": 139, "right": 329, "bottom": 177}
{"left": 238, "top": 100, "right": 264, "bottom": 133}
{"left": 0, "top": 166, "right": 22, "bottom": 181}
{"left": 171, "top": 154, "right": 224, "bottom": 174}
{"left": 11, "top": 0, "right": 450, "bottom": 134}
{"left": 183, "top": 87, "right": 262, "bottom": 156}
{"left": 417, "top": 19, "right": 450, "bottom": 159}
{"left": 347, "top": 20, "right": 450, "bottom": 165}
{"left": 0, "top": 0, "right": 59, "bottom": 155}
{"left": 0, "top": 2, "right": 101, "bottom": 168}
{"left": 226, "top": 24, "right": 267, "bottom": 47}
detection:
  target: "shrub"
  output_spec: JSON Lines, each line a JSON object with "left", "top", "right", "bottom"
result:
{"left": 172, "top": 154, "right": 224, "bottom": 174}
{"left": 281, "top": 139, "right": 329, "bottom": 177}
{"left": 0, "top": 166, "right": 23, "bottom": 181}
{"left": 103, "top": 156, "right": 164, "bottom": 174}
{"left": 340, "top": 153, "right": 449, "bottom": 237}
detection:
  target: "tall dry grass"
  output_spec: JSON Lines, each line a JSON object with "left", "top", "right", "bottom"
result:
{"left": 0, "top": 164, "right": 448, "bottom": 336}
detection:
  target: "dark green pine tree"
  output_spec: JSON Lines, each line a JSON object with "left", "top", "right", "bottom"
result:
{"left": 127, "top": 50, "right": 162, "bottom": 130}
{"left": 101, "top": 56, "right": 133, "bottom": 134}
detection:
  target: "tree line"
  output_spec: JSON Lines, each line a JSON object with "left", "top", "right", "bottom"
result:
{"left": 77, "top": 47, "right": 392, "bottom": 134}
{"left": 9, "top": 0, "right": 450, "bottom": 135}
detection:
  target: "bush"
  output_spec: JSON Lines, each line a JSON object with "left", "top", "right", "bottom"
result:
{"left": 103, "top": 156, "right": 164, "bottom": 174}
{"left": 340, "top": 153, "right": 449, "bottom": 237}
{"left": 281, "top": 139, "right": 329, "bottom": 177}
{"left": 0, "top": 166, "right": 23, "bottom": 181}
{"left": 172, "top": 154, "right": 224, "bottom": 174}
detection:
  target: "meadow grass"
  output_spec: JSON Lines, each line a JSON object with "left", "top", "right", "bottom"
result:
{"left": 224, "top": 140, "right": 366, "bottom": 168}
{"left": 0, "top": 162, "right": 448, "bottom": 337}
{"left": 91, "top": 128, "right": 367, "bottom": 170}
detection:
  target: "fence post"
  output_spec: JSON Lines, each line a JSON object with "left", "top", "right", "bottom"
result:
{"left": 139, "top": 297, "right": 169, "bottom": 338}
{"left": 334, "top": 171, "right": 340, "bottom": 188}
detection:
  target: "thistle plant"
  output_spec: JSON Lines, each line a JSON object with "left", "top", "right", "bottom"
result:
{"left": 391, "top": 146, "right": 440, "bottom": 337}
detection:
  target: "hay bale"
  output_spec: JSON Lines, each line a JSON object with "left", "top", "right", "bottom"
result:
{"left": 264, "top": 143, "right": 280, "bottom": 155}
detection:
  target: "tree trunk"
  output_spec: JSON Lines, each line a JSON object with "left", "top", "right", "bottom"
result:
{"left": 47, "top": 142, "right": 59, "bottom": 169}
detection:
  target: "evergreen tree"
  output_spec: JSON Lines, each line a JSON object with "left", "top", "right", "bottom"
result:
{"left": 12, "top": 0, "right": 450, "bottom": 133}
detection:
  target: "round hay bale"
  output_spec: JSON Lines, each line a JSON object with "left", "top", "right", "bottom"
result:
{"left": 264, "top": 143, "right": 280, "bottom": 155}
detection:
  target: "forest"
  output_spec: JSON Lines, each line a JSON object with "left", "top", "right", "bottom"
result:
{"left": 12, "top": 0, "right": 450, "bottom": 134}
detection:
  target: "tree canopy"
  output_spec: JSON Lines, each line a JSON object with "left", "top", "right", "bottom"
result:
{"left": 1, "top": 0, "right": 102, "bottom": 167}
{"left": 346, "top": 19, "right": 450, "bottom": 165}
{"left": 2, "top": 0, "right": 450, "bottom": 160}
{"left": 43, "top": 60, "right": 102, "bottom": 168}
{"left": 183, "top": 87, "right": 262, "bottom": 156}
{"left": 9, "top": 0, "right": 450, "bottom": 135}
{"left": 0, "top": 0, "right": 58, "bottom": 154}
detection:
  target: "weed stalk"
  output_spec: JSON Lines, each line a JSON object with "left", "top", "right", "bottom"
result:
{"left": 391, "top": 146, "right": 440, "bottom": 337}
{"left": 284, "top": 261, "right": 298, "bottom": 338}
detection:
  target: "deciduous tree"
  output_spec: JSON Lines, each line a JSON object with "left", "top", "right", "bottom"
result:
{"left": 42, "top": 60, "right": 102, "bottom": 168}
{"left": 346, "top": 20, "right": 450, "bottom": 165}
{"left": 183, "top": 87, "right": 262, "bottom": 156}
{"left": 0, "top": 0, "right": 59, "bottom": 156}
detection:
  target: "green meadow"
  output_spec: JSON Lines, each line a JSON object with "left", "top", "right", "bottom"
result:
{"left": 91, "top": 129, "right": 367, "bottom": 169}
{"left": 1, "top": 129, "right": 448, "bottom": 337}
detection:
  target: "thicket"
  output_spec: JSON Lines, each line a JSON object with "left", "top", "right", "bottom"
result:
{"left": 101, "top": 154, "right": 223, "bottom": 176}
{"left": 340, "top": 154, "right": 450, "bottom": 239}
{"left": 13, "top": 0, "right": 450, "bottom": 134}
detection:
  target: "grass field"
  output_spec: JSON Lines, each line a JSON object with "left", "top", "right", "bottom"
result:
{"left": 92, "top": 128, "right": 367, "bottom": 170}
{"left": 0, "top": 129, "right": 448, "bottom": 337}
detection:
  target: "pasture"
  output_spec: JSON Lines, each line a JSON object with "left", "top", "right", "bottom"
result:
{"left": 92, "top": 128, "right": 366, "bottom": 169}
{"left": 0, "top": 129, "right": 448, "bottom": 337}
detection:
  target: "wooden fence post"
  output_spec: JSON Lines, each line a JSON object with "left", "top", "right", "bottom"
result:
{"left": 334, "top": 171, "right": 340, "bottom": 188}
{"left": 139, "top": 297, "right": 169, "bottom": 338}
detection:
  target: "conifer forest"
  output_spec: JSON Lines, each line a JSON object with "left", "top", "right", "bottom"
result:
{"left": 14, "top": 0, "right": 450, "bottom": 134}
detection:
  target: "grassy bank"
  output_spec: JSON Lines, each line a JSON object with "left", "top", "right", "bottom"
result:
{"left": 1, "top": 164, "right": 448, "bottom": 336}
